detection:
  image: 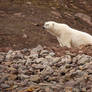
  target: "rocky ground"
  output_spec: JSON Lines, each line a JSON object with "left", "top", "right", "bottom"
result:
{"left": 0, "top": 0, "right": 92, "bottom": 92}
{"left": 0, "top": 45, "right": 92, "bottom": 92}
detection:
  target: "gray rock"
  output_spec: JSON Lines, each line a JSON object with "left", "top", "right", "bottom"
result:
{"left": 18, "top": 74, "right": 30, "bottom": 80}
{"left": 75, "top": 13, "right": 92, "bottom": 26}
{"left": 1, "top": 83, "right": 10, "bottom": 88}
{"left": 29, "top": 53, "right": 38, "bottom": 59}
{"left": 49, "top": 57, "right": 61, "bottom": 66}
{"left": 61, "top": 55, "right": 72, "bottom": 64}
{"left": 6, "top": 50, "right": 23, "bottom": 60}
{"left": 78, "top": 55, "right": 90, "bottom": 65}
{"left": 40, "top": 50, "right": 49, "bottom": 56}
{"left": 0, "top": 74, "right": 9, "bottom": 83}
{"left": 41, "top": 66, "right": 53, "bottom": 76}
{"left": 0, "top": 45, "right": 92, "bottom": 92}
{"left": 34, "top": 57, "right": 45, "bottom": 64}
{"left": 31, "top": 45, "right": 43, "bottom": 54}
{"left": 30, "top": 75, "right": 41, "bottom": 82}
{"left": 25, "top": 58, "right": 32, "bottom": 65}
{"left": 0, "top": 52, "right": 5, "bottom": 62}
{"left": 5, "top": 50, "right": 14, "bottom": 60}
{"left": 32, "top": 64, "right": 45, "bottom": 69}
{"left": 26, "top": 2, "right": 32, "bottom": 5}
{"left": 45, "top": 87, "right": 53, "bottom": 92}
{"left": 49, "top": 52, "right": 55, "bottom": 56}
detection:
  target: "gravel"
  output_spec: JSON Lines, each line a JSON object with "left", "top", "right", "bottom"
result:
{"left": 0, "top": 45, "right": 92, "bottom": 92}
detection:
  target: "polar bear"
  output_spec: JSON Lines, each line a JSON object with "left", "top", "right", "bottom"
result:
{"left": 43, "top": 21, "right": 92, "bottom": 48}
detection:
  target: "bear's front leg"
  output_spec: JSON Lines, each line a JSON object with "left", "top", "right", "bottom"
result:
{"left": 63, "top": 42, "right": 71, "bottom": 48}
{"left": 57, "top": 37, "right": 71, "bottom": 48}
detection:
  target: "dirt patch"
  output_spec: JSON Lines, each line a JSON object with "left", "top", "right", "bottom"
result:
{"left": 0, "top": 0, "right": 92, "bottom": 50}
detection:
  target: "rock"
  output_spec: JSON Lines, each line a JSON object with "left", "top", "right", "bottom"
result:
{"left": 34, "top": 57, "right": 45, "bottom": 64}
{"left": 18, "top": 74, "right": 29, "bottom": 80}
{"left": 30, "top": 75, "right": 41, "bottom": 82}
{"left": 1, "top": 83, "right": 10, "bottom": 89}
{"left": 25, "top": 58, "right": 32, "bottom": 65}
{"left": 41, "top": 66, "right": 53, "bottom": 76}
{"left": 23, "top": 33, "right": 28, "bottom": 38}
{"left": 0, "top": 45, "right": 92, "bottom": 91}
{"left": 81, "top": 88, "right": 86, "bottom": 92}
{"left": 65, "top": 87, "right": 72, "bottom": 92}
{"left": 0, "top": 74, "right": 9, "bottom": 83}
{"left": 75, "top": 13, "right": 92, "bottom": 26}
{"left": 26, "top": 2, "right": 32, "bottom": 5}
{"left": 31, "top": 45, "right": 43, "bottom": 54}
{"left": 8, "top": 74, "right": 17, "bottom": 80}
{"left": 49, "top": 52, "right": 55, "bottom": 56}
{"left": 61, "top": 55, "right": 72, "bottom": 64}
{"left": 29, "top": 45, "right": 43, "bottom": 59}
{"left": 0, "top": 52, "right": 5, "bottom": 62}
{"left": 5, "top": 50, "right": 13, "bottom": 60}
{"left": 45, "top": 87, "right": 53, "bottom": 92}
{"left": 77, "top": 55, "right": 90, "bottom": 65}
{"left": 21, "top": 48, "right": 30, "bottom": 56}
{"left": 13, "top": 12, "right": 24, "bottom": 17}
{"left": 6, "top": 50, "right": 23, "bottom": 60}
{"left": 32, "top": 64, "right": 45, "bottom": 69}
{"left": 49, "top": 57, "right": 61, "bottom": 66}
{"left": 51, "top": 11, "right": 61, "bottom": 18}
{"left": 65, "top": 80, "right": 76, "bottom": 87}
{"left": 40, "top": 50, "right": 49, "bottom": 56}
{"left": 29, "top": 53, "right": 38, "bottom": 59}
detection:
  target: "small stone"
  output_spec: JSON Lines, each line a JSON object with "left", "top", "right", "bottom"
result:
{"left": 61, "top": 55, "right": 72, "bottom": 64}
{"left": 34, "top": 57, "right": 45, "bottom": 64}
{"left": 18, "top": 74, "right": 29, "bottom": 80}
{"left": 49, "top": 57, "right": 61, "bottom": 66}
{"left": 0, "top": 52, "right": 5, "bottom": 62}
{"left": 30, "top": 75, "right": 41, "bottom": 82}
{"left": 32, "top": 64, "right": 45, "bottom": 69}
{"left": 1, "top": 83, "right": 10, "bottom": 89}
{"left": 41, "top": 66, "right": 53, "bottom": 76}
{"left": 81, "top": 88, "right": 86, "bottom": 92}
{"left": 40, "top": 50, "right": 49, "bottom": 56}
{"left": 26, "top": 2, "right": 31, "bottom": 5}
{"left": 78, "top": 55, "right": 90, "bottom": 65}
{"left": 5, "top": 50, "right": 13, "bottom": 60}
{"left": 30, "top": 45, "right": 43, "bottom": 58}
{"left": 31, "top": 45, "right": 43, "bottom": 54}
{"left": 45, "top": 87, "right": 53, "bottom": 92}
{"left": 65, "top": 87, "right": 72, "bottom": 92}
{"left": 23, "top": 34, "right": 27, "bottom": 38}
{"left": 75, "top": 13, "right": 92, "bottom": 26}
{"left": 49, "top": 52, "right": 55, "bottom": 56}
{"left": 14, "top": 12, "right": 23, "bottom": 17}
{"left": 30, "top": 53, "right": 38, "bottom": 59}
{"left": 51, "top": 11, "right": 61, "bottom": 18}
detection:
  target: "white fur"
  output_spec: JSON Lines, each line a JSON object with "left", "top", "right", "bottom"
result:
{"left": 43, "top": 21, "right": 92, "bottom": 48}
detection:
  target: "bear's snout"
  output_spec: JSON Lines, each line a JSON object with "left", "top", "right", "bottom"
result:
{"left": 43, "top": 26, "right": 45, "bottom": 29}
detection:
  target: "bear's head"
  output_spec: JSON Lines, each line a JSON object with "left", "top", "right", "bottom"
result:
{"left": 43, "top": 21, "right": 58, "bottom": 36}
{"left": 43, "top": 21, "right": 70, "bottom": 37}
{"left": 43, "top": 21, "right": 64, "bottom": 37}
{"left": 43, "top": 21, "right": 55, "bottom": 30}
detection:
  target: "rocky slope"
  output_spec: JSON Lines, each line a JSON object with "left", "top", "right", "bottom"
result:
{"left": 0, "top": 45, "right": 92, "bottom": 92}
{"left": 0, "top": 1, "right": 92, "bottom": 91}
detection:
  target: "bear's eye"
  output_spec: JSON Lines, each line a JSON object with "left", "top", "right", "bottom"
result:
{"left": 45, "top": 24, "right": 49, "bottom": 27}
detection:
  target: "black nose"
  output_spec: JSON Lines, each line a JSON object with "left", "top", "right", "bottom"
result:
{"left": 43, "top": 26, "right": 45, "bottom": 29}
